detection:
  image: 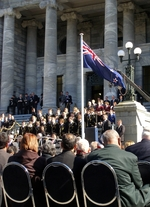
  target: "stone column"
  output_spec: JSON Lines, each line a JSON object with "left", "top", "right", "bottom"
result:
{"left": 0, "top": 8, "right": 21, "bottom": 111}
{"left": 118, "top": 2, "right": 135, "bottom": 58}
{"left": 104, "top": 0, "right": 118, "bottom": 99}
{"left": 22, "top": 19, "right": 43, "bottom": 94}
{"left": 61, "top": 12, "right": 81, "bottom": 108}
{"left": 39, "top": 0, "right": 58, "bottom": 112}
{"left": 134, "top": 12, "right": 147, "bottom": 87}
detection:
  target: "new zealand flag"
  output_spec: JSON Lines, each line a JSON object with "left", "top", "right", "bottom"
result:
{"left": 83, "top": 41, "right": 126, "bottom": 89}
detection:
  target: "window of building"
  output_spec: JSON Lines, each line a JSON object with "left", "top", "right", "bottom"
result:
{"left": 59, "top": 37, "right": 66, "bottom": 54}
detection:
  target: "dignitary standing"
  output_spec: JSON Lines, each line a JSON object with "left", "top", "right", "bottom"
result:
{"left": 65, "top": 91, "right": 72, "bottom": 113}
{"left": 17, "top": 94, "right": 24, "bottom": 114}
{"left": 115, "top": 119, "right": 125, "bottom": 142}
{"left": 58, "top": 91, "right": 66, "bottom": 112}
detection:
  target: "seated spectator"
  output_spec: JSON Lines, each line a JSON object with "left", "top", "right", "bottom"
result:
{"left": 125, "top": 126, "right": 150, "bottom": 161}
{"left": 124, "top": 140, "right": 135, "bottom": 149}
{"left": 90, "top": 141, "right": 104, "bottom": 151}
{"left": 0, "top": 132, "right": 10, "bottom": 207}
{"left": 7, "top": 145, "right": 17, "bottom": 155}
{"left": 15, "top": 135, "right": 23, "bottom": 149}
{"left": 87, "top": 129, "right": 150, "bottom": 207}
{"left": 76, "top": 138, "right": 90, "bottom": 158}
{"left": 40, "top": 141, "right": 56, "bottom": 160}
{"left": 8, "top": 133, "right": 47, "bottom": 207}
{"left": 47, "top": 133, "right": 86, "bottom": 207}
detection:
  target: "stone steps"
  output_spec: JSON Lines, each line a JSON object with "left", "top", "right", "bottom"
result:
{"left": 143, "top": 102, "right": 150, "bottom": 112}
{"left": 14, "top": 114, "right": 31, "bottom": 124}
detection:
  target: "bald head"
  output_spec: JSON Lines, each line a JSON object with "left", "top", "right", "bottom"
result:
{"left": 142, "top": 126, "right": 150, "bottom": 140}
{"left": 101, "top": 130, "right": 121, "bottom": 148}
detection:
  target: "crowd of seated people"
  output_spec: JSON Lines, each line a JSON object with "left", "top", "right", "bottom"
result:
{"left": 1, "top": 124, "right": 150, "bottom": 207}
{"left": 0, "top": 128, "right": 150, "bottom": 207}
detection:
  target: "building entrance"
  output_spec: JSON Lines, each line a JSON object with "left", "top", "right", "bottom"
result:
{"left": 86, "top": 72, "right": 103, "bottom": 103}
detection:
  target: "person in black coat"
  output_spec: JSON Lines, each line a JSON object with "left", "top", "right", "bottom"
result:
{"left": 101, "top": 114, "right": 112, "bottom": 134}
{"left": 47, "top": 133, "right": 86, "bottom": 207}
{"left": 17, "top": 94, "right": 24, "bottom": 114}
{"left": 125, "top": 126, "right": 150, "bottom": 161}
{"left": 40, "top": 142, "right": 56, "bottom": 160}
{"left": 32, "top": 93, "right": 39, "bottom": 114}
{"left": 8, "top": 133, "right": 46, "bottom": 207}
{"left": 7, "top": 95, "right": 16, "bottom": 115}
{"left": 115, "top": 119, "right": 125, "bottom": 142}
{"left": 65, "top": 91, "right": 72, "bottom": 113}
{"left": 24, "top": 93, "right": 30, "bottom": 114}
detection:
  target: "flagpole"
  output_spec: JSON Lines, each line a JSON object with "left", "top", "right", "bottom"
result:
{"left": 80, "top": 33, "right": 85, "bottom": 139}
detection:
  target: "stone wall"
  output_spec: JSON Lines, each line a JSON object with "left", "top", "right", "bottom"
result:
{"left": 14, "top": 19, "right": 26, "bottom": 96}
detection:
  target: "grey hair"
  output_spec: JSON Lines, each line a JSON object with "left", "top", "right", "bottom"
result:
{"left": 76, "top": 139, "right": 89, "bottom": 153}
{"left": 142, "top": 126, "right": 150, "bottom": 139}
{"left": 41, "top": 141, "right": 56, "bottom": 156}
{"left": 101, "top": 130, "right": 120, "bottom": 145}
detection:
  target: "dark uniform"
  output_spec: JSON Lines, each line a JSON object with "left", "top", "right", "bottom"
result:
{"left": 65, "top": 92, "right": 72, "bottom": 112}
{"left": 24, "top": 94, "right": 30, "bottom": 114}
{"left": 17, "top": 95, "right": 24, "bottom": 114}
{"left": 66, "top": 120, "right": 77, "bottom": 135}
{"left": 58, "top": 123, "right": 67, "bottom": 138}
{"left": 29, "top": 94, "right": 34, "bottom": 113}
{"left": 7, "top": 96, "right": 16, "bottom": 115}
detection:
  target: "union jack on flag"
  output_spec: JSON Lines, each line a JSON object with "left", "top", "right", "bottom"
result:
{"left": 83, "top": 41, "right": 126, "bottom": 89}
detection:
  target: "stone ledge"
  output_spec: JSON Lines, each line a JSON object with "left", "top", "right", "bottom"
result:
{"left": 8, "top": 0, "right": 40, "bottom": 8}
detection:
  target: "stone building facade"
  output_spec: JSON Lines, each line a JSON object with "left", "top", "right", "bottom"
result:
{"left": 0, "top": 0, "right": 150, "bottom": 113}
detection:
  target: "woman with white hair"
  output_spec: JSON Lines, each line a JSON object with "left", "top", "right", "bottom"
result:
{"left": 76, "top": 138, "right": 90, "bottom": 158}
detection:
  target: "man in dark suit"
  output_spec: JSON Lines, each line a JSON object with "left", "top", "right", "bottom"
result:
{"left": 115, "top": 119, "right": 125, "bottom": 142}
{"left": 125, "top": 126, "right": 150, "bottom": 161}
{"left": 87, "top": 129, "right": 150, "bottom": 207}
{"left": 0, "top": 132, "right": 10, "bottom": 206}
{"left": 17, "top": 94, "right": 24, "bottom": 114}
{"left": 32, "top": 92, "right": 39, "bottom": 114}
{"left": 47, "top": 133, "right": 86, "bottom": 207}
{"left": 101, "top": 114, "right": 111, "bottom": 134}
{"left": 65, "top": 91, "right": 72, "bottom": 113}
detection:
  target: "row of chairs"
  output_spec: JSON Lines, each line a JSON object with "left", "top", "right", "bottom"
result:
{"left": 1, "top": 160, "right": 149, "bottom": 207}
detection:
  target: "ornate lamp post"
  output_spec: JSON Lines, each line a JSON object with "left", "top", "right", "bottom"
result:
{"left": 117, "top": 42, "right": 142, "bottom": 101}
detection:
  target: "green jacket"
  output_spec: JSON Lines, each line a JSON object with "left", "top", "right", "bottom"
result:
{"left": 87, "top": 144, "right": 150, "bottom": 207}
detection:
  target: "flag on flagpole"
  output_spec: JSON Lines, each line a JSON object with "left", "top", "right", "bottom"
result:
{"left": 83, "top": 41, "right": 126, "bottom": 89}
